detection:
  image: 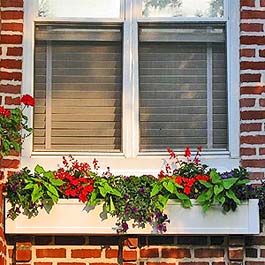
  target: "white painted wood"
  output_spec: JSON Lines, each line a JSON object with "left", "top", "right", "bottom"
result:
{"left": 5, "top": 199, "right": 260, "bottom": 235}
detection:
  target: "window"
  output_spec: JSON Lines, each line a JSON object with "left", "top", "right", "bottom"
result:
{"left": 23, "top": 0, "right": 240, "bottom": 169}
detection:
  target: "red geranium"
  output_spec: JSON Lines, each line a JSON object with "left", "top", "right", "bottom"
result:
{"left": 20, "top": 94, "right": 35, "bottom": 106}
{"left": 55, "top": 156, "right": 96, "bottom": 203}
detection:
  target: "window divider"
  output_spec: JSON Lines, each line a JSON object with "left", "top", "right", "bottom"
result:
{"left": 45, "top": 41, "right": 52, "bottom": 150}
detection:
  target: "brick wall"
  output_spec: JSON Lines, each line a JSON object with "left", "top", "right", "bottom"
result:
{"left": 240, "top": 0, "right": 265, "bottom": 180}
{"left": 0, "top": 0, "right": 265, "bottom": 264}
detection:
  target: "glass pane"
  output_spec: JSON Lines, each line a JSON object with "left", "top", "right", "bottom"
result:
{"left": 38, "top": 0, "right": 121, "bottom": 18}
{"left": 142, "top": 0, "right": 224, "bottom": 18}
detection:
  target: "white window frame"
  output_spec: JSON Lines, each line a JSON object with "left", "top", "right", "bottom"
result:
{"left": 21, "top": 0, "right": 240, "bottom": 174}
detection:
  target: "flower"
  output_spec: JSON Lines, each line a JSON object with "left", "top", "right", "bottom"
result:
{"left": 184, "top": 146, "right": 191, "bottom": 157}
{"left": 20, "top": 94, "right": 35, "bottom": 106}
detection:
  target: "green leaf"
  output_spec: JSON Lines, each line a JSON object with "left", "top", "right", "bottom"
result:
{"left": 199, "top": 180, "right": 213, "bottom": 188}
{"left": 43, "top": 199, "right": 54, "bottom": 213}
{"left": 31, "top": 184, "right": 43, "bottom": 203}
{"left": 109, "top": 196, "right": 115, "bottom": 212}
{"left": 47, "top": 184, "right": 59, "bottom": 199}
{"left": 219, "top": 196, "right": 225, "bottom": 205}
{"left": 43, "top": 171, "right": 55, "bottom": 180}
{"left": 87, "top": 190, "right": 98, "bottom": 206}
{"left": 226, "top": 190, "right": 241, "bottom": 205}
{"left": 23, "top": 183, "right": 34, "bottom": 190}
{"left": 196, "top": 192, "right": 208, "bottom": 203}
{"left": 223, "top": 178, "right": 238, "bottom": 189}
{"left": 150, "top": 183, "right": 162, "bottom": 197}
{"left": 99, "top": 186, "right": 107, "bottom": 198}
{"left": 157, "top": 194, "right": 169, "bottom": 209}
{"left": 210, "top": 169, "right": 222, "bottom": 184}
{"left": 34, "top": 165, "right": 45, "bottom": 174}
{"left": 236, "top": 179, "right": 250, "bottom": 185}
{"left": 182, "top": 199, "right": 192, "bottom": 208}
{"left": 202, "top": 203, "right": 210, "bottom": 212}
{"left": 109, "top": 188, "right": 122, "bottom": 197}
{"left": 47, "top": 191, "right": 58, "bottom": 203}
{"left": 176, "top": 191, "right": 190, "bottom": 201}
{"left": 49, "top": 178, "right": 64, "bottom": 186}
{"left": 162, "top": 180, "right": 175, "bottom": 194}
{"left": 214, "top": 185, "right": 224, "bottom": 195}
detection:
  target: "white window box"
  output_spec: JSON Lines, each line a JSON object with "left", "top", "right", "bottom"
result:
{"left": 5, "top": 199, "right": 260, "bottom": 235}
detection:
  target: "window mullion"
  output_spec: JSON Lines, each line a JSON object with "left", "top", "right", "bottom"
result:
{"left": 207, "top": 42, "right": 213, "bottom": 149}
{"left": 45, "top": 41, "right": 52, "bottom": 150}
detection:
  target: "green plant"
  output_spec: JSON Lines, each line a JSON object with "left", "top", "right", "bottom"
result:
{"left": 196, "top": 168, "right": 250, "bottom": 212}
{"left": 0, "top": 94, "right": 34, "bottom": 157}
{"left": 6, "top": 165, "right": 63, "bottom": 219}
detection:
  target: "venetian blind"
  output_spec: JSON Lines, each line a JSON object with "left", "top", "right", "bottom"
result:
{"left": 34, "top": 24, "right": 122, "bottom": 152}
{"left": 139, "top": 24, "right": 227, "bottom": 151}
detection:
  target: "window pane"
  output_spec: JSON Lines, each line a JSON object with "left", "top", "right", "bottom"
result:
{"left": 38, "top": 0, "right": 121, "bottom": 18}
{"left": 34, "top": 25, "right": 122, "bottom": 152}
{"left": 139, "top": 25, "right": 227, "bottom": 151}
{"left": 142, "top": 0, "right": 224, "bottom": 18}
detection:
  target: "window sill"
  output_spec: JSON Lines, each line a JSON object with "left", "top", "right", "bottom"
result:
{"left": 5, "top": 199, "right": 259, "bottom": 235}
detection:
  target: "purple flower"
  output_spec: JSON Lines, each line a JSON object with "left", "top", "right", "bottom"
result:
{"left": 12, "top": 183, "right": 18, "bottom": 191}
{"left": 121, "top": 222, "right": 129, "bottom": 232}
{"left": 155, "top": 211, "right": 162, "bottom": 219}
{"left": 15, "top": 207, "right": 21, "bottom": 213}
{"left": 221, "top": 174, "right": 228, "bottom": 179}
{"left": 147, "top": 217, "right": 152, "bottom": 223}
{"left": 123, "top": 194, "right": 129, "bottom": 200}
{"left": 138, "top": 216, "right": 143, "bottom": 222}
{"left": 139, "top": 187, "right": 145, "bottom": 194}
{"left": 132, "top": 206, "right": 138, "bottom": 213}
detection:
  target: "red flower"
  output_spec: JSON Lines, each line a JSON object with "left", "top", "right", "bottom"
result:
{"left": 197, "top": 146, "right": 203, "bottom": 152}
{"left": 175, "top": 176, "right": 182, "bottom": 185}
{"left": 4, "top": 109, "right": 11, "bottom": 118}
{"left": 184, "top": 146, "right": 191, "bottom": 157}
{"left": 158, "top": 170, "right": 165, "bottom": 180}
{"left": 20, "top": 94, "right": 35, "bottom": 106}
{"left": 184, "top": 186, "right": 191, "bottom": 195}
{"left": 167, "top": 147, "right": 176, "bottom": 159}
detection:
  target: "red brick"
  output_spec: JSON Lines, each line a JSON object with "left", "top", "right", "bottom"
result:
{"left": 162, "top": 248, "right": 191, "bottom": 258}
{"left": 260, "top": 249, "right": 265, "bottom": 257}
{"left": 241, "top": 135, "right": 265, "bottom": 144}
{"left": 248, "top": 172, "right": 264, "bottom": 179}
{"left": 241, "top": 0, "right": 255, "bottom": 6}
{"left": 242, "top": 159, "right": 265, "bottom": 168}
{"left": 0, "top": 71, "right": 22, "bottom": 81}
{"left": 123, "top": 238, "right": 138, "bottom": 249}
{"left": 1, "top": 159, "right": 20, "bottom": 169}
{"left": 1, "top": 35, "right": 23, "bottom": 44}
{"left": 241, "top": 61, "right": 265, "bottom": 70}
{"left": 34, "top": 263, "right": 52, "bottom": 265}
{"left": 58, "top": 263, "right": 86, "bottom": 265}
{"left": 1, "top": 0, "right": 23, "bottom": 7}
{"left": 147, "top": 263, "right": 175, "bottom": 265}
{"left": 241, "top": 86, "right": 265, "bottom": 95}
{"left": 259, "top": 49, "right": 265, "bottom": 57}
{"left": 240, "top": 48, "right": 255, "bottom": 57}
{"left": 229, "top": 249, "right": 244, "bottom": 260}
{"left": 241, "top": 111, "right": 265, "bottom": 120}
{"left": 140, "top": 248, "right": 159, "bottom": 258}
{"left": 212, "top": 263, "right": 225, "bottom": 265}
{"left": 7, "top": 47, "right": 23, "bottom": 56}
{"left": 179, "top": 263, "right": 209, "bottom": 265}
{"left": 16, "top": 242, "right": 32, "bottom": 262}
{"left": 123, "top": 250, "right": 137, "bottom": 262}
{"left": 2, "top": 23, "right": 23, "bottom": 32}
{"left": 261, "top": 0, "right": 265, "bottom": 6}
{"left": 1, "top": 11, "right": 23, "bottom": 19}
{"left": 105, "top": 249, "right": 118, "bottom": 258}
{"left": 241, "top": 36, "right": 265, "bottom": 45}
{"left": 260, "top": 148, "right": 265, "bottom": 155}
{"left": 36, "top": 249, "right": 66, "bottom": 258}
{"left": 240, "top": 98, "right": 256, "bottom": 107}
{"left": 240, "top": 74, "right": 261, "bottom": 83}
{"left": 240, "top": 23, "right": 263, "bottom": 32}
{"left": 71, "top": 249, "right": 101, "bottom": 259}
{"left": 241, "top": 10, "right": 265, "bottom": 19}
{"left": 0, "top": 59, "right": 22, "bottom": 69}
{"left": 259, "top": 99, "right": 265, "bottom": 107}
{"left": 245, "top": 261, "right": 265, "bottom": 265}
{"left": 5, "top": 96, "right": 20, "bottom": 105}
{"left": 90, "top": 263, "right": 116, "bottom": 265}
{"left": 0, "top": 85, "right": 21, "bottom": 94}
{"left": 240, "top": 148, "right": 256, "bottom": 156}
{"left": 194, "top": 248, "right": 224, "bottom": 258}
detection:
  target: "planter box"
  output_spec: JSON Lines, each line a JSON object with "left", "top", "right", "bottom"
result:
{"left": 5, "top": 199, "right": 260, "bottom": 235}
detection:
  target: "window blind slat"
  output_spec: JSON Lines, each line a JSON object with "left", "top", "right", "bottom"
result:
{"left": 34, "top": 27, "right": 122, "bottom": 152}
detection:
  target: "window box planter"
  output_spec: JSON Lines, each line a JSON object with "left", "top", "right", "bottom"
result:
{"left": 5, "top": 199, "right": 260, "bottom": 235}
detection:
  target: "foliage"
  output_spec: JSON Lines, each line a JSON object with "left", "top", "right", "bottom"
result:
{"left": 0, "top": 94, "right": 34, "bottom": 157}
{"left": 196, "top": 168, "right": 250, "bottom": 212}
{"left": 5, "top": 147, "right": 263, "bottom": 233}
{"left": 6, "top": 165, "right": 63, "bottom": 220}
